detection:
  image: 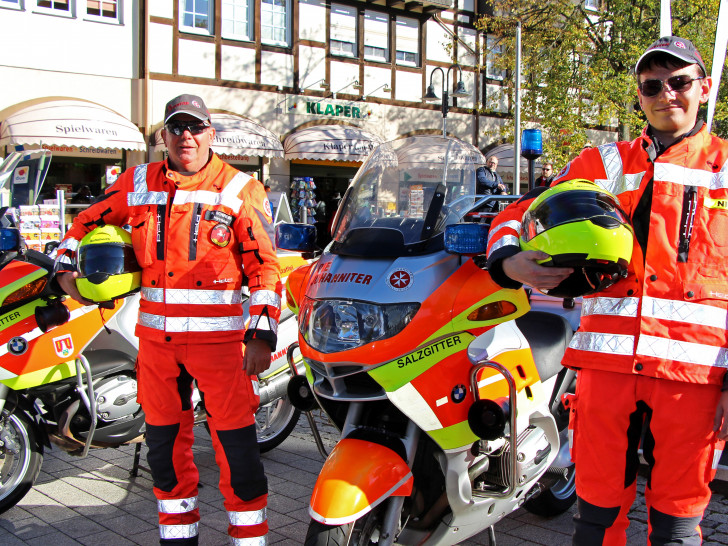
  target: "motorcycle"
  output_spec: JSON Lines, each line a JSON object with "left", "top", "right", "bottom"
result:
{"left": 0, "top": 150, "right": 304, "bottom": 515}
{"left": 277, "top": 135, "right": 577, "bottom": 545}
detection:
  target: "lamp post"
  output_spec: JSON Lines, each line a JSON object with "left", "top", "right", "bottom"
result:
{"left": 423, "top": 65, "right": 469, "bottom": 137}
{"left": 521, "top": 128, "right": 543, "bottom": 192}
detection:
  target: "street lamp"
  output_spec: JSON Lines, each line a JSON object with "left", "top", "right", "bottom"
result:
{"left": 423, "top": 65, "right": 469, "bottom": 136}
{"left": 521, "top": 128, "right": 543, "bottom": 192}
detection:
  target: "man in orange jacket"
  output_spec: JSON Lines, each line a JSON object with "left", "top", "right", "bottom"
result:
{"left": 55, "top": 94, "right": 281, "bottom": 546}
{"left": 485, "top": 37, "right": 728, "bottom": 544}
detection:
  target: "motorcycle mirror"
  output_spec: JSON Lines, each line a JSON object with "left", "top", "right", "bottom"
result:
{"left": 276, "top": 223, "right": 317, "bottom": 253}
{"left": 444, "top": 223, "right": 489, "bottom": 255}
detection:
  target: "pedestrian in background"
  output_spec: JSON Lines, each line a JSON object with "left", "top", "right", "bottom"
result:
{"left": 484, "top": 36, "right": 728, "bottom": 544}
{"left": 535, "top": 162, "right": 554, "bottom": 187}
{"left": 476, "top": 155, "right": 508, "bottom": 195}
{"left": 55, "top": 93, "right": 281, "bottom": 546}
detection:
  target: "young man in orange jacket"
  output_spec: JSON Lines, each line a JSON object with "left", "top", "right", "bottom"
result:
{"left": 485, "top": 37, "right": 728, "bottom": 544}
{"left": 55, "top": 94, "right": 281, "bottom": 545}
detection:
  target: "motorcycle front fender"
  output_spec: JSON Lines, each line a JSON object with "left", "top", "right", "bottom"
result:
{"left": 309, "top": 438, "right": 413, "bottom": 525}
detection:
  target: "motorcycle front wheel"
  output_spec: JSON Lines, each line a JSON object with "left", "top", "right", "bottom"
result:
{"left": 305, "top": 508, "right": 384, "bottom": 546}
{"left": 255, "top": 395, "right": 300, "bottom": 453}
{"left": 0, "top": 409, "right": 44, "bottom": 515}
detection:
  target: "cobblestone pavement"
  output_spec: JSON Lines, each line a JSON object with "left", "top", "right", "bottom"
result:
{"left": 2, "top": 412, "right": 728, "bottom": 545}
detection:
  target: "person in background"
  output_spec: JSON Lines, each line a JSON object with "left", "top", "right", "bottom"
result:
{"left": 54, "top": 93, "right": 280, "bottom": 546}
{"left": 535, "top": 162, "right": 554, "bottom": 187}
{"left": 484, "top": 36, "right": 728, "bottom": 545}
{"left": 476, "top": 155, "right": 508, "bottom": 195}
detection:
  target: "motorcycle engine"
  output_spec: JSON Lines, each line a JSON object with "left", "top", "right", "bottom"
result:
{"left": 95, "top": 375, "right": 140, "bottom": 422}
{"left": 484, "top": 425, "right": 551, "bottom": 488}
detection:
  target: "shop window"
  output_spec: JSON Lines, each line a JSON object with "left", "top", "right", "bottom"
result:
{"left": 395, "top": 15, "right": 419, "bottom": 67}
{"left": 261, "top": 0, "right": 289, "bottom": 46}
{"left": 485, "top": 35, "right": 506, "bottom": 80}
{"left": 222, "top": 0, "right": 252, "bottom": 41}
{"left": 179, "top": 0, "right": 213, "bottom": 35}
{"left": 85, "top": 0, "right": 119, "bottom": 23}
{"left": 364, "top": 10, "right": 388, "bottom": 63}
{"left": 584, "top": 0, "right": 599, "bottom": 10}
{"left": 330, "top": 3, "right": 356, "bottom": 58}
{"left": 35, "top": 0, "right": 73, "bottom": 16}
{"left": 1, "top": 0, "right": 24, "bottom": 11}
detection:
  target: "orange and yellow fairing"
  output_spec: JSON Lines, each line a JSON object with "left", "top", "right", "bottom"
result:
{"left": 310, "top": 438, "right": 413, "bottom": 525}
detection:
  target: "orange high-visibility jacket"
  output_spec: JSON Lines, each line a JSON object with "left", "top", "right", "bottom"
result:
{"left": 56, "top": 155, "right": 282, "bottom": 347}
{"left": 487, "top": 125, "right": 728, "bottom": 385}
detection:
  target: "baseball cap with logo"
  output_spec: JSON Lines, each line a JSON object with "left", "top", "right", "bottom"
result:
{"left": 164, "top": 94, "right": 211, "bottom": 124}
{"left": 634, "top": 36, "right": 706, "bottom": 76}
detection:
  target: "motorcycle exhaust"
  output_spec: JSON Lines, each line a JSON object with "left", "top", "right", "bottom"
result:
{"left": 258, "top": 368, "right": 299, "bottom": 407}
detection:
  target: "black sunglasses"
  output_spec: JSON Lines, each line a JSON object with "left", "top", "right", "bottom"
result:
{"left": 165, "top": 121, "right": 211, "bottom": 136}
{"left": 638, "top": 75, "right": 703, "bottom": 98}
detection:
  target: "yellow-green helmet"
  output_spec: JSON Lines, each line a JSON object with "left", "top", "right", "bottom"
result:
{"left": 76, "top": 225, "right": 141, "bottom": 303}
{"left": 520, "top": 179, "right": 634, "bottom": 298}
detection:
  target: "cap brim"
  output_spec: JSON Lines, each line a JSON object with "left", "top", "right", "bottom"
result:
{"left": 634, "top": 50, "right": 705, "bottom": 74}
{"left": 164, "top": 109, "right": 210, "bottom": 124}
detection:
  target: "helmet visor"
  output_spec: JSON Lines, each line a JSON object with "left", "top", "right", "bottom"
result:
{"left": 78, "top": 243, "right": 141, "bottom": 284}
{"left": 522, "top": 189, "right": 630, "bottom": 242}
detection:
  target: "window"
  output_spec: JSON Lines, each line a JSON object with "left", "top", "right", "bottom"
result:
{"left": 485, "top": 35, "right": 506, "bottom": 80}
{"left": 364, "top": 10, "right": 388, "bottom": 62}
{"left": 179, "top": 0, "right": 213, "bottom": 35}
{"left": 584, "top": 0, "right": 598, "bottom": 10}
{"left": 1, "top": 0, "right": 23, "bottom": 10}
{"left": 261, "top": 0, "right": 289, "bottom": 46}
{"left": 395, "top": 16, "right": 419, "bottom": 67}
{"left": 330, "top": 3, "right": 356, "bottom": 58}
{"left": 222, "top": 0, "right": 252, "bottom": 41}
{"left": 36, "top": 0, "right": 72, "bottom": 15}
{"left": 86, "top": 0, "right": 119, "bottom": 22}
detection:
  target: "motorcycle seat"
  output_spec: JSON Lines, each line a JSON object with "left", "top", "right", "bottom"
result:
{"left": 515, "top": 311, "right": 573, "bottom": 382}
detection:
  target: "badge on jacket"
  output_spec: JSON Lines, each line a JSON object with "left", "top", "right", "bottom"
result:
{"left": 210, "top": 224, "right": 231, "bottom": 247}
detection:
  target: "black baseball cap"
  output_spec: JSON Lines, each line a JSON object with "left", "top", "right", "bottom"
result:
{"left": 634, "top": 36, "right": 706, "bottom": 76}
{"left": 164, "top": 94, "right": 211, "bottom": 124}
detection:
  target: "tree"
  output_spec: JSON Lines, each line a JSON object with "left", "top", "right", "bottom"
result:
{"left": 476, "top": 0, "right": 726, "bottom": 166}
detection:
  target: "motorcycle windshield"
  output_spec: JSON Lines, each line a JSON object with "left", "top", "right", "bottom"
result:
{"left": 330, "top": 136, "right": 485, "bottom": 257}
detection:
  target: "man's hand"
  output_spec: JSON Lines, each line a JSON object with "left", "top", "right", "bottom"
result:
{"left": 244, "top": 338, "right": 273, "bottom": 376}
{"left": 56, "top": 271, "right": 95, "bottom": 305}
{"left": 713, "top": 390, "right": 728, "bottom": 440}
{"left": 502, "top": 251, "right": 574, "bottom": 291}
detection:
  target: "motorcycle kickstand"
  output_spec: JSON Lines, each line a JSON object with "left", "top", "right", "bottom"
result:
{"left": 488, "top": 525, "right": 496, "bottom": 546}
{"left": 130, "top": 443, "right": 150, "bottom": 478}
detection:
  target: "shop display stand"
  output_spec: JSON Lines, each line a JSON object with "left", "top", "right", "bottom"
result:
{"left": 290, "top": 177, "right": 318, "bottom": 225}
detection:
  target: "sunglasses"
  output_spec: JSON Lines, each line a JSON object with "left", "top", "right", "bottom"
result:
{"left": 637, "top": 75, "right": 703, "bottom": 98}
{"left": 165, "top": 121, "right": 211, "bottom": 136}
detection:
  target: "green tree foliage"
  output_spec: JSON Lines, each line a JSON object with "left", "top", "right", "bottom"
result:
{"left": 476, "top": 0, "right": 726, "bottom": 166}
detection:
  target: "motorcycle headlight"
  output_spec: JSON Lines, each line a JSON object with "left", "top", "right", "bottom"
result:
{"left": 299, "top": 298, "right": 420, "bottom": 353}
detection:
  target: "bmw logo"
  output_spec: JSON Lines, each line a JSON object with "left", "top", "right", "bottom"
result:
{"left": 8, "top": 337, "right": 28, "bottom": 355}
{"left": 451, "top": 384, "right": 467, "bottom": 403}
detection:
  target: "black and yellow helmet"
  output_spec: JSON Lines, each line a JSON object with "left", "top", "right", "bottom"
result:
{"left": 520, "top": 179, "right": 634, "bottom": 298}
{"left": 76, "top": 225, "right": 141, "bottom": 303}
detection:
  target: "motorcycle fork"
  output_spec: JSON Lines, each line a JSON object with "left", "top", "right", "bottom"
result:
{"left": 74, "top": 354, "right": 98, "bottom": 458}
{"left": 0, "top": 383, "right": 9, "bottom": 415}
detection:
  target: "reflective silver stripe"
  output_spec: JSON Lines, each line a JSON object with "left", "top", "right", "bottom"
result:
{"left": 56, "top": 254, "right": 74, "bottom": 265}
{"left": 713, "top": 449, "right": 723, "bottom": 470}
{"left": 58, "top": 238, "right": 79, "bottom": 251}
{"left": 230, "top": 536, "right": 267, "bottom": 545}
{"left": 159, "top": 523, "right": 199, "bottom": 539}
{"left": 594, "top": 143, "right": 645, "bottom": 194}
{"left": 250, "top": 290, "right": 281, "bottom": 309}
{"left": 141, "top": 287, "right": 243, "bottom": 305}
{"left": 139, "top": 312, "right": 245, "bottom": 332}
{"left": 173, "top": 189, "right": 223, "bottom": 206}
{"left": 158, "top": 496, "right": 198, "bottom": 514}
{"left": 219, "top": 172, "right": 253, "bottom": 212}
{"left": 581, "top": 297, "right": 639, "bottom": 318}
{"left": 228, "top": 507, "right": 266, "bottom": 526}
{"left": 655, "top": 163, "right": 728, "bottom": 189}
{"left": 486, "top": 220, "right": 521, "bottom": 245}
{"left": 569, "top": 331, "right": 635, "bottom": 355}
{"left": 642, "top": 296, "right": 728, "bottom": 329}
{"left": 487, "top": 234, "right": 520, "bottom": 257}
{"left": 636, "top": 334, "right": 728, "bottom": 368}
{"left": 133, "top": 163, "right": 148, "bottom": 193}
{"left": 248, "top": 315, "right": 279, "bottom": 334}
{"left": 128, "top": 191, "right": 168, "bottom": 206}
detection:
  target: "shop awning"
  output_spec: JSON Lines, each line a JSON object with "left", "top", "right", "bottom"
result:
{"left": 284, "top": 125, "right": 383, "bottom": 162}
{"left": 153, "top": 113, "right": 284, "bottom": 158}
{"left": 0, "top": 99, "right": 146, "bottom": 151}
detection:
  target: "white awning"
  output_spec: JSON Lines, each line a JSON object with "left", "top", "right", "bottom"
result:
{"left": 0, "top": 99, "right": 146, "bottom": 151}
{"left": 284, "top": 124, "right": 382, "bottom": 162}
{"left": 153, "top": 113, "right": 284, "bottom": 158}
